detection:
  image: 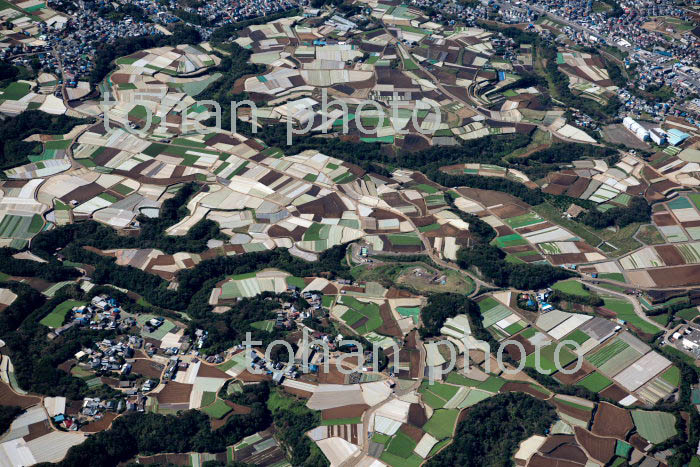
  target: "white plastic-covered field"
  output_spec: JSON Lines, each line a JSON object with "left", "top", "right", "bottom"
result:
{"left": 613, "top": 351, "right": 671, "bottom": 392}
{"left": 619, "top": 247, "right": 665, "bottom": 270}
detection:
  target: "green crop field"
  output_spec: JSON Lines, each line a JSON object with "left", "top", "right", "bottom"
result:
{"left": 603, "top": 298, "right": 661, "bottom": 334}
{"left": 202, "top": 399, "right": 233, "bottom": 419}
{"left": 339, "top": 296, "right": 382, "bottom": 334}
{"left": 576, "top": 371, "right": 612, "bottom": 392}
{"left": 478, "top": 297, "right": 500, "bottom": 312}
{"left": 477, "top": 376, "right": 506, "bottom": 393}
{"left": 387, "top": 234, "right": 422, "bottom": 246}
{"left": 660, "top": 366, "right": 680, "bottom": 386}
{"left": 385, "top": 431, "right": 417, "bottom": 457}
{"left": 0, "top": 82, "right": 31, "bottom": 100}
{"left": 565, "top": 329, "right": 591, "bottom": 346}
{"left": 200, "top": 392, "right": 216, "bottom": 407}
{"left": 494, "top": 234, "right": 528, "bottom": 248}
{"left": 251, "top": 320, "right": 275, "bottom": 332}
{"left": 588, "top": 339, "right": 628, "bottom": 368}
{"left": 445, "top": 372, "right": 482, "bottom": 387}
{"left": 677, "top": 307, "right": 699, "bottom": 321}
{"left": 420, "top": 389, "right": 446, "bottom": 409}
{"left": 426, "top": 382, "right": 459, "bottom": 400}
{"left": 631, "top": 410, "right": 676, "bottom": 444}
{"left": 415, "top": 183, "right": 438, "bottom": 194}
{"left": 553, "top": 280, "right": 591, "bottom": 297}
{"left": 504, "top": 212, "right": 543, "bottom": 229}
{"left": 422, "top": 409, "right": 459, "bottom": 440}
{"left": 40, "top": 299, "right": 86, "bottom": 328}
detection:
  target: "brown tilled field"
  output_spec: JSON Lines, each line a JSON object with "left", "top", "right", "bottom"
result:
{"left": 456, "top": 187, "right": 529, "bottom": 209}
{"left": 81, "top": 412, "right": 118, "bottom": 433}
{"left": 553, "top": 400, "right": 592, "bottom": 423}
{"left": 574, "top": 427, "right": 615, "bottom": 464}
{"left": 528, "top": 453, "right": 584, "bottom": 467}
{"left": 553, "top": 362, "right": 593, "bottom": 385}
{"left": 499, "top": 382, "right": 549, "bottom": 400}
{"left": 0, "top": 382, "right": 40, "bottom": 408}
{"left": 155, "top": 381, "right": 192, "bottom": 404}
{"left": 504, "top": 335, "right": 535, "bottom": 360}
{"left": 598, "top": 383, "right": 629, "bottom": 403}
{"left": 376, "top": 302, "right": 403, "bottom": 338}
{"left": 649, "top": 265, "right": 700, "bottom": 287}
{"left": 400, "top": 422, "right": 425, "bottom": 443}
{"left": 131, "top": 359, "right": 165, "bottom": 379}
{"left": 490, "top": 204, "right": 530, "bottom": 219}
{"left": 654, "top": 245, "right": 686, "bottom": 266}
{"left": 407, "top": 403, "right": 428, "bottom": 427}
{"left": 322, "top": 404, "right": 368, "bottom": 420}
{"left": 591, "top": 402, "right": 633, "bottom": 438}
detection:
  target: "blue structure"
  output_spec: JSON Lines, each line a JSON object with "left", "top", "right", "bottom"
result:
{"left": 667, "top": 128, "right": 690, "bottom": 146}
{"left": 498, "top": 71, "right": 506, "bottom": 81}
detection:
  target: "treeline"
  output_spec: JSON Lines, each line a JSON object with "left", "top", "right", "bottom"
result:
{"left": 0, "top": 111, "right": 93, "bottom": 169}
{"left": 445, "top": 191, "right": 496, "bottom": 244}
{"left": 47, "top": 409, "right": 270, "bottom": 467}
{"left": 0, "top": 248, "right": 80, "bottom": 282}
{"left": 550, "top": 288, "right": 603, "bottom": 307}
{"left": 0, "top": 283, "right": 119, "bottom": 399}
{"left": 430, "top": 169, "right": 544, "bottom": 205}
{"left": 540, "top": 46, "right": 621, "bottom": 120}
{"left": 90, "top": 24, "right": 201, "bottom": 84}
{"left": 457, "top": 244, "right": 575, "bottom": 290}
{"left": 187, "top": 293, "right": 296, "bottom": 355}
{"left": 578, "top": 196, "right": 650, "bottom": 229}
{"left": 209, "top": 8, "right": 300, "bottom": 43}
{"left": 197, "top": 42, "right": 265, "bottom": 132}
{"left": 31, "top": 183, "right": 223, "bottom": 256}
{"left": 427, "top": 393, "right": 556, "bottom": 466}
{"left": 419, "top": 293, "right": 478, "bottom": 338}
{"left": 31, "top": 211, "right": 351, "bottom": 311}
{"left": 525, "top": 142, "right": 617, "bottom": 165}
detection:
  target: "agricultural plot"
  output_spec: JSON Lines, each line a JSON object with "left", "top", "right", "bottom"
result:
{"left": 631, "top": 410, "right": 676, "bottom": 444}
{"left": 40, "top": 299, "right": 86, "bottom": 328}
{"left": 338, "top": 296, "right": 383, "bottom": 335}
{"left": 422, "top": 409, "right": 459, "bottom": 440}
{"left": 577, "top": 372, "right": 612, "bottom": 393}
{"left": 602, "top": 298, "right": 661, "bottom": 335}
{"left": 552, "top": 280, "right": 590, "bottom": 297}
{"left": 524, "top": 343, "right": 577, "bottom": 375}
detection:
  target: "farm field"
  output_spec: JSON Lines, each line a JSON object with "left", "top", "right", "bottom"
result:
{"left": 39, "top": 299, "right": 86, "bottom": 328}
{"left": 631, "top": 410, "right": 676, "bottom": 444}
{"left": 577, "top": 372, "right": 613, "bottom": 392}
{"left": 552, "top": 280, "right": 591, "bottom": 297}
{"left": 602, "top": 298, "right": 661, "bottom": 335}
{"left": 202, "top": 399, "right": 233, "bottom": 419}
{"left": 422, "top": 409, "right": 459, "bottom": 440}
{"left": 338, "top": 296, "right": 383, "bottom": 335}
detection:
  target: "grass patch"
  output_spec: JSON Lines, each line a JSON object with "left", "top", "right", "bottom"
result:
{"left": 660, "top": 366, "right": 680, "bottom": 386}
{"left": 603, "top": 298, "right": 661, "bottom": 335}
{"left": 553, "top": 280, "right": 591, "bottom": 297}
{"left": 202, "top": 399, "right": 232, "bottom": 419}
{"left": 201, "top": 392, "right": 216, "bottom": 407}
{"left": 40, "top": 299, "right": 86, "bottom": 328}
{"left": 422, "top": 409, "right": 459, "bottom": 440}
{"left": 385, "top": 431, "right": 417, "bottom": 457}
{"left": 576, "top": 372, "right": 612, "bottom": 392}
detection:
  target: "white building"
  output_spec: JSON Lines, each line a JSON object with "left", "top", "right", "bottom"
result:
{"left": 623, "top": 116, "right": 649, "bottom": 142}
{"left": 649, "top": 127, "right": 667, "bottom": 145}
